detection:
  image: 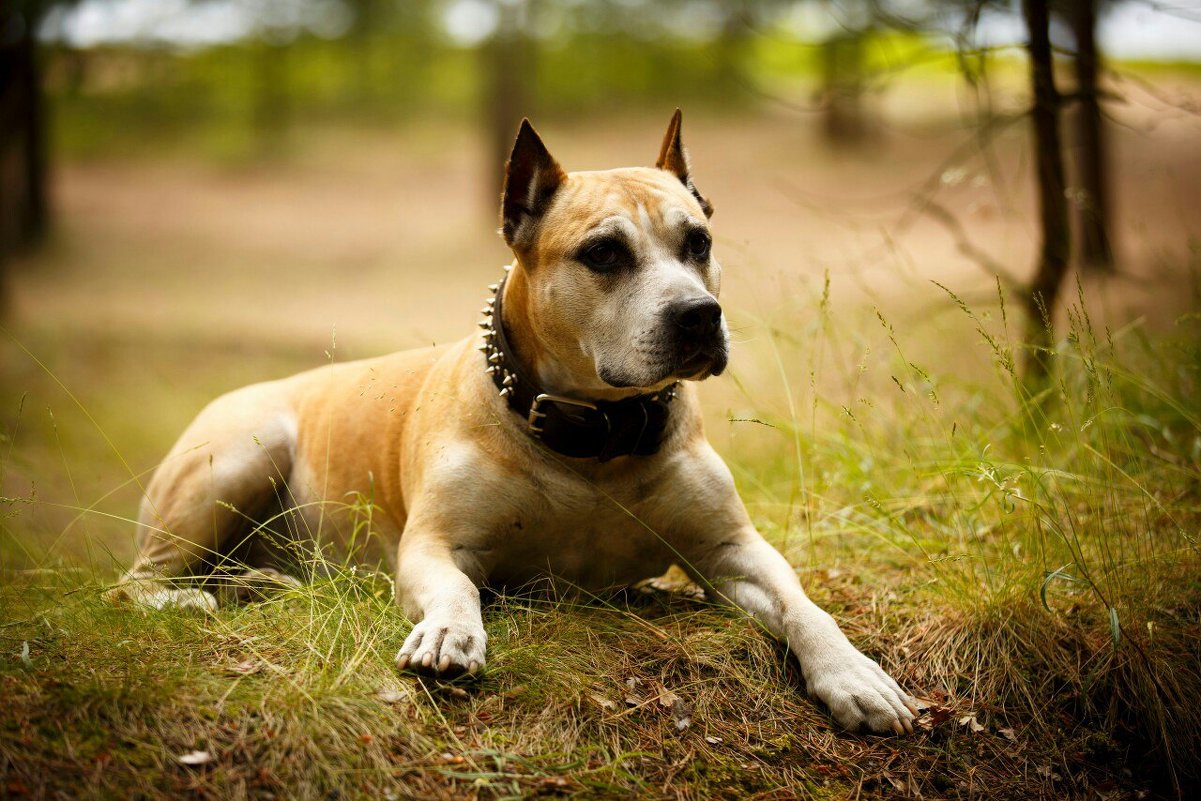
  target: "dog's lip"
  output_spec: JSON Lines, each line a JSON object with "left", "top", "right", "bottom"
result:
{"left": 674, "top": 346, "right": 728, "bottom": 380}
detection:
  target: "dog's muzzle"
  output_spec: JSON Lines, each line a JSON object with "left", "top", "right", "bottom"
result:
{"left": 665, "top": 296, "right": 729, "bottom": 378}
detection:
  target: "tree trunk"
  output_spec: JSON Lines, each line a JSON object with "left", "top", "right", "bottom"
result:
{"left": 252, "top": 40, "right": 290, "bottom": 157}
{"left": 1069, "top": 0, "right": 1115, "bottom": 271}
{"left": 0, "top": 10, "right": 49, "bottom": 249}
{"left": 819, "top": 30, "right": 870, "bottom": 147}
{"left": 1021, "top": 0, "right": 1072, "bottom": 384}
{"left": 0, "top": 7, "right": 50, "bottom": 314}
{"left": 714, "top": 4, "right": 749, "bottom": 100}
{"left": 483, "top": 0, "right": 534, "bottom": 207}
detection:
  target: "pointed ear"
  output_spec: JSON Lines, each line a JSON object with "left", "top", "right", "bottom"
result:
{"left": 501, "top": 119, "right": 566, "bottom": 248}
{"left": 655, "top": 109, "right": 713, "bottom": 218}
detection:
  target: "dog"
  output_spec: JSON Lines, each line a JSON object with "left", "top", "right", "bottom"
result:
{"left": 109, "top": 111, "right": 918, "bottom": 734}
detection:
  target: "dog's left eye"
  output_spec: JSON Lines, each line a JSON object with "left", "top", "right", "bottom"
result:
{"left": 581, "top": 241, "right": 625, "bottom": 271}
{"left": 686, "top": 230, "right": 711, "bottom": 260}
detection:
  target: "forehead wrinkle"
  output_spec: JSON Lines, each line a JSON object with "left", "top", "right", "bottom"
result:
{"left": 587, "top": 215, "right": 639, "bottom": 241}
{"left": 665, "top": 206, "right": 703, "bottom": 230}
{"left": 537, "top": 170, "right": 704, "bottom": 259}
{"left": 616, "top": 177, "right": 704, "bottom": 238}
{"left": 636, "top": 202, "right": 654, "bottom": 240}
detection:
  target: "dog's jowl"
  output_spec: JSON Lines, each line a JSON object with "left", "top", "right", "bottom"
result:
{"left": 109, "top": 111, "right": 919, "bottom": 734}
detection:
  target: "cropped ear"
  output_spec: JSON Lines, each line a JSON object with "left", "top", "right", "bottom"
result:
{"left": 501, "top": 119, "right": 566, "bottom": 248}
{"left": 655, "top": 109, "right": 713, "bottom": 218}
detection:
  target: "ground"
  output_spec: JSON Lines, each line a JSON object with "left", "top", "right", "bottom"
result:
{"left": 2, "top": 83, "right": 1200, "bottom": 799}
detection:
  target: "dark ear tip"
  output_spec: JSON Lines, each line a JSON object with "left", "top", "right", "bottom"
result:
{"left": 511, "top": 118, "right": 542, "bottom": 160}
{"left": 514, "top": 118, "right": 535, "bottom": 145}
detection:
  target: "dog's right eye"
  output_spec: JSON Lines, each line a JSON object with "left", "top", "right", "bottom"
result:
{"left": 581, "top": 241, "right": 625, "bottom": 271}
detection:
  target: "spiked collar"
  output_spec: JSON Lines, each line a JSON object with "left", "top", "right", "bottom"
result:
{"left": 477, "top": 269, "right": 678, "bottom": 462}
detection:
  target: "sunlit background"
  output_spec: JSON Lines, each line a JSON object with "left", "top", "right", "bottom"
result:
{"left": 2, "top": 0, "right": 1200, "bottom": 565}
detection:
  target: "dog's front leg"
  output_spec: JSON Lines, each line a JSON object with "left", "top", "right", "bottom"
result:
{"left": 393, "top": 533, "right": 487, "bottom": 676}
{"left": 675, "top": 448, "right": 919, "bottom": 734}
{"left": 689, "top": 531, "right": 918, "bottom": 733}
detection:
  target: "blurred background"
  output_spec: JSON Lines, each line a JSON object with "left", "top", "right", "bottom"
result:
{"left": 1, "top": 0, "right": 1199, "bottom": 567}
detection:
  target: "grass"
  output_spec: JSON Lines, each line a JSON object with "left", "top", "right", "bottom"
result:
{"left": 3, "top": 265, "right": 1200, "bottom": 799}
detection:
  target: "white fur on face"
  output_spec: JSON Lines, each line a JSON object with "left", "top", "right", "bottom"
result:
{"left": 525, "top": 177, "right": 727, "bottom": 396}
{"left": 588, "top": 207, "right": 724, "bottom": 389}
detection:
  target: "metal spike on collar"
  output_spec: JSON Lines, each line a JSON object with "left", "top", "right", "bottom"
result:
{"left": 482, "top": 274, "right": 507, "bottom": 387}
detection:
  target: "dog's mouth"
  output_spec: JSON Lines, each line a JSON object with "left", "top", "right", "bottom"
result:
{"left": 673, "top": 345, "right": 728, "bottom": 381}
{"left": 597, "top": 337, "right": 728, "bottom": 390}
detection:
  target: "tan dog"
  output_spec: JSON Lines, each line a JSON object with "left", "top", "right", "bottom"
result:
{"left": 110, "top": 112, "right": 918, "bottom": 734}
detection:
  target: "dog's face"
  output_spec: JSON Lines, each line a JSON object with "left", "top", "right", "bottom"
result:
{"left": 499, "top": 111, "right": 729, "bottom": 399}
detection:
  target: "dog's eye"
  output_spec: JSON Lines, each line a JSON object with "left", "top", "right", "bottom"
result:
{"left": 686, "top": 230, "right": 711, "bottom": 260}
{"left": 582, "top": 241, "right": 624, "bottom": 271}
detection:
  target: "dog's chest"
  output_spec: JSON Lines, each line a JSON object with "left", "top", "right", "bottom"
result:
{"left": 479, "top": 475, "right": 678, "bottom": 590}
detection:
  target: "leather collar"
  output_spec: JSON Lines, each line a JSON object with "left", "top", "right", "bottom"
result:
{"left": 478, "top": 270, "right": 678, "bottom": 462}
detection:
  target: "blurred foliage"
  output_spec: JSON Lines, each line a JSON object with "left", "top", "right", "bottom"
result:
{"left": 36, "top": 1, "right": 973, "bottom": 162}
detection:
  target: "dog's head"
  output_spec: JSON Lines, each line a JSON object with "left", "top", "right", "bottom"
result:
{"left": 497, "top": 111, "right": 728, "bottom": 400}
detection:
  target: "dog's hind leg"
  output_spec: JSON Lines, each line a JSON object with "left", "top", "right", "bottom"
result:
{"left": 106, "top": 385, "right": 297, "bottom": 610}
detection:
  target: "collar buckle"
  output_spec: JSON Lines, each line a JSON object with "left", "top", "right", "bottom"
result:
{"left": 527, "top": 393, "right": 601, "bottom": 438}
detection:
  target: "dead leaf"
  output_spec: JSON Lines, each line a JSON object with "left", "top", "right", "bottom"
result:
{"left": 670, "top": 698, "right": 692, "bottom": 731}
{"left": 438, "top": 753, "right": 465, "bottom": 765}
{"left": 883, "top": 770, "right": 923, "bottom": 797}
{"left": 914, "top": 695, "right": 942, "bottom": 710}
{"left": 376, "top": 687, "right": 406, "bottom": 704}
{"left": 998, "top": 727, "right": 1016, "bottom": 741}
{"left": 705, "top": 736, "right": 722, "bottom": 745}
{"left": 657, "top": 690, "right": 681, "bottom": 708}
{"left": 19, "top": 641, "right": 31, "bottom": 668}
{"left": 958, "top": 714, "right": 985, "bottom": 733}
{"left": 226, "top": 659, "right": 260, "bottom": 676}
{"left": 638, "top": 566, "right": 705, "bottom": 598}
{"left": 589, "top": 693, "right": 616, "bottom": 711}
{"left": 915, "top": 702, "right": 953, "bottom": 731}
{"left": 177, "top": 750, "right": 214, "bottom": 767}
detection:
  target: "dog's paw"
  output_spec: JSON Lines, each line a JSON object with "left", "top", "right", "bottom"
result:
{"left": 395, "top": 619, "right": 487, "bottom": 678}
{"left": 105, "top": 583, "right": 218, "bottom": 612}
{"left": 805, "top": 649, "right": 919, "bottom": 735}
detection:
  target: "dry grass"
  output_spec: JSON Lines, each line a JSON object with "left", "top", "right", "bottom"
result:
{"left": 4, "top": 277, "right": 1199, "bottom": 798}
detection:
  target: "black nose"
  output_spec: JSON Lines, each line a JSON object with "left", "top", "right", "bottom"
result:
{"left": 670, "top": 296, "right": 723, "bottom": 336}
